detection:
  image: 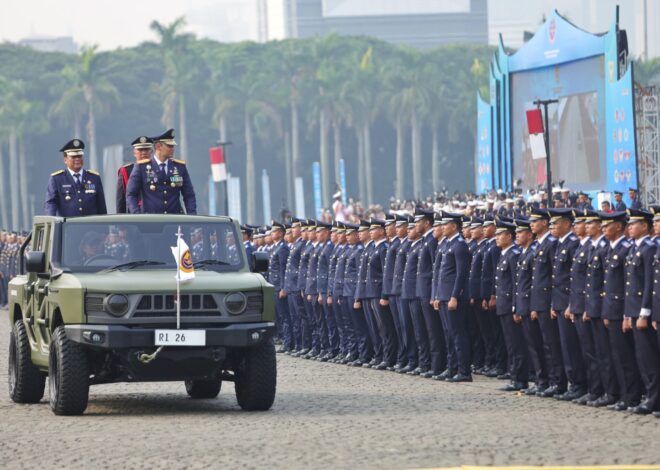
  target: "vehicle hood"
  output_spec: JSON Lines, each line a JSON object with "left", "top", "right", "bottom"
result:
{"left": 54, "top": 270, "right": 267, "bottom": 294}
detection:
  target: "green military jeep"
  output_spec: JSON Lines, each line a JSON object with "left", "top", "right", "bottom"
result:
{"left": 7, "top": 215, "right": 276, "bottom": 415}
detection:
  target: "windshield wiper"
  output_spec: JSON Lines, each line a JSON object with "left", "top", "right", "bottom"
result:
{"left": 101, "top": 260, "right": 166, "bottom": 273}
{"left": 193, "top": 259, "right": 230, "bottom": 269}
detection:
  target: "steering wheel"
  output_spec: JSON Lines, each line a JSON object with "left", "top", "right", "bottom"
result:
{"left": 83, "top": 254, "right": 116, "bottom": 266}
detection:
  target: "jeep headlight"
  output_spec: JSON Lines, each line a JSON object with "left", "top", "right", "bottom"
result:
{"left": 224, "top": 292, "right": 247, "bottom": 315}
{"left": 104, "top": 294, "right": 129, "bottom": 317}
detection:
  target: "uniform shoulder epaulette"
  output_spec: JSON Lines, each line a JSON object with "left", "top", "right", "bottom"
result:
{"left": 121, "top": 162, "right": 134, "bottom": 168}
{"left": 87, "top": 169, "right": 100, "bottom": 176}
{"left": 137, "top": 159, "right": 151, "bottom": 164}
{"left": 622, "top": 240, "right": 632, "bottom": 248}
{"left": 569, "top": 234, "right": 578, "bottom": 241}
{"left": 644, "top": 238, "right": 655, "bottom": 246}
{"left": 172, "top": 159, "right": 187, "bottom": 165}
{"left": 598, "top": 240, "right": 607, "bottom": 248}
{"left": 50, "top": 170, "right": 64, "bottom": 176}
{"left": 548, "top": 235, "right": 557, "bottom": 241}
{"left": 512, "top": 247, "right": 521, "bottom": 254}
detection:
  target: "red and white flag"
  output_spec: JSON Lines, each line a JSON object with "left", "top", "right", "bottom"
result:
{"left": 526, "top": 108, "right": 547, "bottom": 160}
{"left": 209, "top": 146, "right": 227, "bottom": 182}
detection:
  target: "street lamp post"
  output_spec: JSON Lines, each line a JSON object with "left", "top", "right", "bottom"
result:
{"left": 533, "top": 99, "right": 559, "bottom": 203}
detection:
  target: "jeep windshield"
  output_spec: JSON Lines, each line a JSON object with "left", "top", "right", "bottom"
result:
{"left": 56, "top": 220, "right": 244, "bottom": 273}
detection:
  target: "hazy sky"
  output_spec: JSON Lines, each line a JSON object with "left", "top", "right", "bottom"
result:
{"left": 0, "top": 0, "right": 221, "bottom": 50}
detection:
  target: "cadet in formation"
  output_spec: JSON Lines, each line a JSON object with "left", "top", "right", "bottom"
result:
{"left": 249, "top": 205, "right": 660, "bottom": 418}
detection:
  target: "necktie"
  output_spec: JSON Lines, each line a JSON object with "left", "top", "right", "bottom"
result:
{"left": 74, "top": 173, "right": 82, "bottom": 188}
{"left": 160, "top": 163, "right": 166, "bottom": 174}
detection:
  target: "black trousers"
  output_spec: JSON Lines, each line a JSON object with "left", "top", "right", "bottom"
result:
{"left": 475, "top": 303, "right": 496, "bottom": 368}
{"left": 362, "top": 299, "right": 383, "bottom": 361}
{"left": 369, "top": 298, "right": 399, "bottom": 366}
{"left": 338, "top": 296, "right": 358, "bottom": 357}
{"left": 343, "top": 296, "right": 373, "bottom": 362}
{"left": 608, "top": 319, "right": 642, "bottom": 404}
{"left": 444, "top": 301, "right": 471, "bottom": 376}
{"left": 591, "top": 317, "right": 619, "bottom": 399}
{"left": 499, "top": 314, "right": 529, "bottom": 383}
{"left": 420, "top": 298, "right": 447, "bottom": 374}
{"left": 574, "top": 314, "right": 604, "bottom": 397}
{"left": 389, "top": 296, "right": 407, "bottom": 366}
{"left": 274, "top": 293, "right": 293, "bottom": 349}
{"left": 537, "top": 311, "right": 566, "bottom": 389}
{"left": 557, "top": 309, "right": 587, "bottom": 390}
{"left": 398, "top": 297, "right": 418, "bottom": 367}
{"left": 438, "top": 301, "right": 457, "bottom": 373}
{"left": 467, "top": 302, "right": 485, "bottom": 368}
{"left": 522, "top": 315, "right": 548, "bottom": 388}
{"left": 304, "top": 296, "right": 320, "bottom": 351}
{"left": 321, "top": 294, "right": 340, "bottom": 354}
{"left": 632, "top": 321, "right": 660, "bottom": 410}
{"left": 488, "top": 308, "right": 507, "bottom": 372}
{"left": 409, "top": 299, "right": 430, "bottom": 370}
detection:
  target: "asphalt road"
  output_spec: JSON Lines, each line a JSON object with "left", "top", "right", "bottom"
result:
{"left": 1, "top": 311, "right": 659, "bottom": 470}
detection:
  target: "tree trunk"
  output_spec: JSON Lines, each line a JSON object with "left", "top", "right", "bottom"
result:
{"left": 179, "top": 93, "right": 188, "bottom": 160}
{"left": 395, "top": 118, "right": 405, "bottom": 200}
{"left": 8, "top": 128, "right": 19, "bottom": 230}
{"left": 87, "top": 101, "right": 99, "bottom": 171}
{"left": 411, "top": 109, "right": 422, "bottom": 200}
{"left": 18, "top": 134, "right": 29, "bottom": 228}
{"left": 291, "top": 99, "right": 300, "bottom": 175}
{"left": 245, "top": 110, "right": 255, "bottom": 223}
{"left": 356, "top": 127, "right": 365, "bottom": 204}
{"left": 319, "top": 109, "right": 330, "bottom": 208}
{"left": 0, "top": 143, "right": 8, "bottom": 228}
{"left": 333, "top": 121, "right": 342, "bottom": 185}
{"left": 362, "top": 122, "right": 373, "bottom": 205}
{"left": 74, "top": 111, "right": 82, "bottom": 139}
{"left": 431, "top": 126, "right": 439, "bottom": 193}
{"left": 284, "top": 129, "right": 293, "bottom": 209}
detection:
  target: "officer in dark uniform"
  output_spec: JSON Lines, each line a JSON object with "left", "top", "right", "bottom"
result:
{"left": 316, "top": 222, "right": 338, "bottom": 361}
{"left": 464, "top": 215, "right": 485, "bottom": 373}
{"left": 343, "top": 223, "right": 372, "bottom": 366}
{"left": 331, "top": 223, "right": 353, "bottom": 363}
{"left": 568, "top": 211, "right": 603, "bottom": 405}
{"left": 436, "top": 212, "right": 472, "bottom": 382}
{"left": 613, "top": 191, "right": 627, "bottom": 212}
{"left": 392, "top": 215, "right": 417, "bottom": 373}
{"left": 268, "top": 221, "right": 291, "bottom": 351}
{"left": 241, "top": 225, "right": 255, "bottom": 268}
{"left": 415, "top": 209, "right": 446, "bottom": 378}
{"left": 355, "top": 219, "right": 382, "bottom": 368}
{"left": 651, "top": 207, "right": 660, "bottom": 417}
{"left": 117, "top": 136, "right": 153, "bottom": 213}
{"left": 432, "top": 213, "right": 456, "bottom": 380}
{"left": 326, "top": 222, "right": 344, "bottom": 362}
{"left": 282, "top": 218, "right": 305, "bottom": 355}
{"left": 624, "top": 208, "right": 660, "bottom": 414}
{"left": 402, "top": 219, "right": 427, "bottom": 375}
{"left": 365, "top": 218, "right": 398, "bottom": 370}
{"left": 297, "top": 220, "right": 319, "bottom": 357}
{"left": 583, "top": 210, "right": 618, "bottom": 407}
{"left": 548, "top": 208, "right": 588, "bottom": 401}
{"left": 494, "top": 219, "right": 528, "bottom": 391}
{"left": 481, "top": 216, "right": 507, "bottom": 377}
{"left": 514, "top": 218, "right": 548, "bottom": 395}
{"left": 126, "top": 129, "right": 196, "bottom": 214}
{"left": 45, "top": 139, "right": 107, "bottom": 217}
{"left": 600, "top": 211, "right": 642, "bottom": 411}
{"left": 381, "top": 214, "right": 403, "bottom": 370}
{"left": 305, "top": 223, "right": 327, "bottom": 359}
{"left": 468, "top": 217, "right": 495, "bottom": 375}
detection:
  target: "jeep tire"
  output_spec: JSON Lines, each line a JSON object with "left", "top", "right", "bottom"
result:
{"left": 185, "top": 379, "right": 222, "bottom": 399}
{"left": 49, "top": 326, "right": 90, "bottom": 415}
{"left": 8, "top": 320, "right": 46, "bottom": 403}
{"left": 234, "top": 338, "right": 276, "bottom": 411}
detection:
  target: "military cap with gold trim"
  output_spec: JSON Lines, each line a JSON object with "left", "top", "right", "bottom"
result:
{"left": 495, "top": 218, "right": 516, "bottom": 235}
{"left": 271, "top": 220, "right": 285, "bottom": 232}
{"left": 358, "top": 219, "right": 370, "bottom": 232}
{"left": 626, "top": 208, "right": 652, "bottom": 223}
{"left": 59, "top": 138, "right": 85, "bottom": 156}
{"left": 316, "top": 221, "right": 332, "bottom": 231}
{"left": 131, "top": 135, "right": 153, "bottom": 149}
{"left": 414, "top": 208, "right": 434, "bottom": 223}
{"left": 369, "top": 217, "right": 386, "bottom": 229}
{"left": 395, "top": 214, "right": 409, "bottom": 227}
{"left": 583, "top": 209, "right": 601, "bottom": 223}
{"left": 548, "top": 208, "right": 576, "bottom": 226}
{"left": 291, "top": 217, "right": 303, "bottom": 228}
{"left": 514, "top": 218, "right": 532, "bottom": 232}
{"left": 598, "top": 210, "right": 627, "bottom": 226}
{"left": 152, "top": 128, "right": 177, "bottom": 146}
{"left": 384, "top": 213, "right": 396, "bottom": 226}
{"left": 529, "top": 207, "right": 550, "bottom": 221}
{"left": 344, "top": 222, "right": 359, "bottom": 233}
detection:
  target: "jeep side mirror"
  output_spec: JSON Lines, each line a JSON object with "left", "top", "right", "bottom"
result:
{"left": 25, "top": 251, "right": 46, "bottom": 274}
{"left": 251, "top": 252, "right": 269, "bottom": 273}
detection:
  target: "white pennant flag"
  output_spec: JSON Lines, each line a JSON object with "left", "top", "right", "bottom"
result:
{"left": 171, "top": 236, "right": 195, "bottom": 282}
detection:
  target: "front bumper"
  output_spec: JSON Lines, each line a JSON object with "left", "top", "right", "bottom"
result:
{"left": 64, "top": 322, "right": 275, "bottom": 349}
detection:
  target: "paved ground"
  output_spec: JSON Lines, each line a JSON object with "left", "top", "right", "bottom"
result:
{"left": 1, "top": 311, "right": 659, "bottom": 470}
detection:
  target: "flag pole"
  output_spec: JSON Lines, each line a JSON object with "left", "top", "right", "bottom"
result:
{"left": 176, "top": 225, "right": 182, "bottom": 330}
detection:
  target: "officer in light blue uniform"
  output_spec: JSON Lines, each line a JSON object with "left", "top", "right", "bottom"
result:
{"left": 126, "top": 129, "right": 196, "bottom": 214}
{"left": 45, "top": 139, "right": 107, "bottom": 217}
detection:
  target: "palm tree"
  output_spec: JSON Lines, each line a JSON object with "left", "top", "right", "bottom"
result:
{"left": 150, "top": 17, "right": 196, "bottom": 160}
{"left": 49, "top": 64, "right": 86, "bottom": 138}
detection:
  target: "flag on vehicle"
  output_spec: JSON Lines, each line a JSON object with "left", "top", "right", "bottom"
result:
{"left": 171, "top": 233, "right": 195, "bottom": 282}
{"left": 209, "top": 146, "right": 227, "bottom": 182}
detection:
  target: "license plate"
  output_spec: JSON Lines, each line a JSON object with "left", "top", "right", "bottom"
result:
{"left": 154, "top": 329, "right": 206, "bottom": 346}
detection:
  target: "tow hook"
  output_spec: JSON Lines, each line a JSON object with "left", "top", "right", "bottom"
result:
{"left": 137, "top": 346, "right": 164, "bottom": 364}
